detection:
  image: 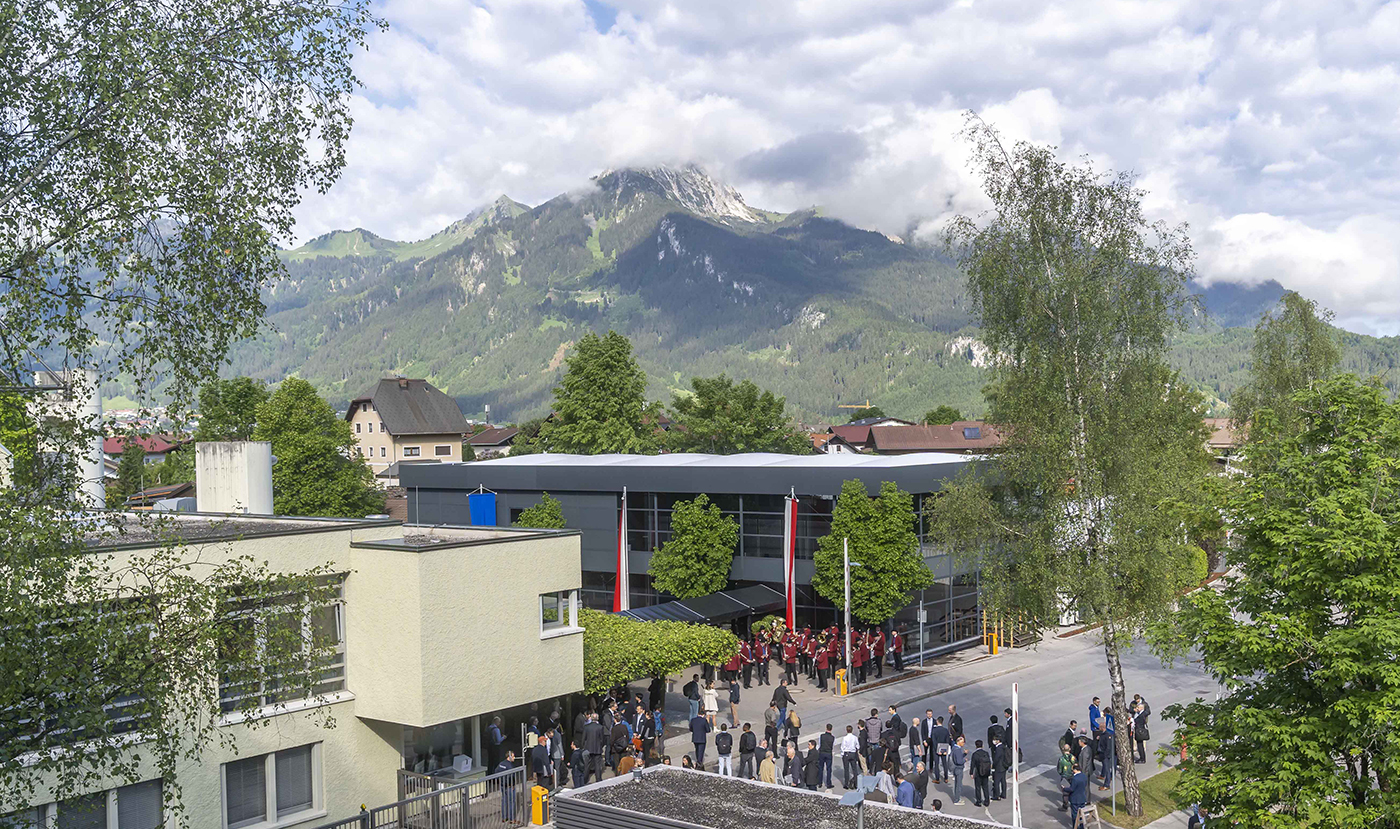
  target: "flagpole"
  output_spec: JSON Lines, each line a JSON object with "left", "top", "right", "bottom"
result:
{"left": 1012, "top": 682, "right": 1022, "bottom": 827}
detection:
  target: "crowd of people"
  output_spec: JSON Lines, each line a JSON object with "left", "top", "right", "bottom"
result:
{"left": 497, "top": 627, "right": 1159, "bottom": 828}
{"left": 1055, "top": 693, "right": 1156, "bottom": 826}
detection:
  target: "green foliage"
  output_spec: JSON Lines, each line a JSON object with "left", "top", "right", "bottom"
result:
{"left": 847, "top": 406, "right": 887, "bottom": 422}
{"left": 0, "top": 393, "right": 38, "bottom": 490}
{"left": 147, "top": 447, "right": 196, "bottom": 487}
{"left": 578, "top": 608, "right": 739, "bottom": 695}
{"left": 1230, "top": 291, "right": 1342, "bottom": 440}
{"left": 195, "top": 377, "right": 269, "bottom": 442}
{"left": 647, "top": 495, "right": 740, "bottom": 599}
{"left": 939, "top": 117, "right": 1213, "bottom": 816}
{"left": 461, "top": 440, "right": 476, "bottom": 461}
{"left": 1158, "top": 376, "right": 1400, "bottom": 827}
{"left": 512, "top": 492, "right": 566, "bottom": 529}
{"left": 922, "top": 405, "right": 962, "bottom": 424}
{"left": 532, "top": 331, "right": 660, "bottom": 454}
{"left": 253, "top": 378, "right": 380, "bottom": 517}
{"left": 110, "top": 443, "right": 148, "bottom": 507}
{"left": 1, "top": 0, "right": 380, "bottom": 405}
{"left": 812, "top": 480, "right": 934, "bottom": 623}
{"left": 667, "top": 374, "right": 811, "bottom": 454}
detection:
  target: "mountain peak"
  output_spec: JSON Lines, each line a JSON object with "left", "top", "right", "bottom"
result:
{"left": 595, "top": 164, "right": 763, "bottom": 224}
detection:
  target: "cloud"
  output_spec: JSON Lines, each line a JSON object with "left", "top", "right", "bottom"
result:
{"left": 292, "top": 0, "right": 1400, "bottom": 329}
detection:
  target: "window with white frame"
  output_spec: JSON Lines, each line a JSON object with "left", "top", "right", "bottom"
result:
{"left": 402, "top": 446, "right": 420, "bottom": 457}
{"left": 379, "top": 447, "right": 386, "bottom": 457}
{"left": 539, "top": 590, "right": 578, "bottom": 635}
{"left": 354, "top": 423, "right": 360, "bottom": 434}
{"left": 218, "top": 580, "right": 345, "bottom": 715}
{"left": 367, "top": 422, "right": 373, "bottom": 433}
{"left": 14, "top": 780, "right": 164, "bottom": 829}
{"left": 223, "top": 744, "right": 320, "bottom": 829}
{"left": 433, "top": 445, "right": 452, "bottom": 457}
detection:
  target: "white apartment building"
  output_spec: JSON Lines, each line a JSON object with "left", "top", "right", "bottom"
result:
{"left": 15, "top": 513, "right": 584, "bottom": 829}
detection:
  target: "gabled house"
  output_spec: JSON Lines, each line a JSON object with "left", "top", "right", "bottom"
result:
{"left": 827, "top": 416, "right": 916, "bottom": 452}
{"left": 868, "top": 421, "right": 1003, "bottom": 455}
{"left": 102, "top": 434, "right": 185, "bottom": 464}
{"left": 466, "top": 426, "right": 519, "bottom": 459}
{"left": 346, "top": 378, "right": 469, "bottom": 479}
{"left": 810, "top": 432, "right": 860, "bottom": 454}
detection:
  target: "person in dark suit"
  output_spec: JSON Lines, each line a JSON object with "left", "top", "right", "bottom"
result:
{"left": 582, "top": 714, "right": 606, "bottom": 783}
{"left": 929, "top": 716, "right": 951, "bottom": 782}
{"left": 568, "top": 739, "right": 586, "bottom": 788}
{"left": 803, "top": 740, "right": 822, "bottom": 790}
{"left": 1004, "top": 707, "right": 1022, "bottom": 763}
{"left": 690, "top": 713, "right": 712, "bottom": 768}
{"left": 970, "top": 740, "right": 992, "bottom": 807}
{"left": 1060, "top": 720, "right": 1079, "bottom": 754}
{"left": 531, "top": 730, "right": 554, "bottom": 788}
{"left": 987, "top": 714, "right": 1005, "bottom": 751}
{"left": 1064, "top": 765, "right": 1089, "bottom": 828}
{"left": 991, "top": 738, "right": 1010, "bottom": 800}
{"left": 610, "top": 719, "right": 631, "bottom": 773}
{"left": 947, "top": 704, "right": 964, "bottom": 744}
{"left": 739, "top": 722, "right": 758, "bottom": 779}
{"left": 818, "top": 724, "right": 836, "bottom": 789}
{"left": 495, "top": 751, "right": 519, "bottom": 820}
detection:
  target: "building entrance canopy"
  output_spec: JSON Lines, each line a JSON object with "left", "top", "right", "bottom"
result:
{"left": 614, "top": 584, "right": 785, "bottom": 625}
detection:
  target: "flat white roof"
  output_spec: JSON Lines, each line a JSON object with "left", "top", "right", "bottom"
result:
{"left": 472, "top": 451, "right": 981, "bottom": 469}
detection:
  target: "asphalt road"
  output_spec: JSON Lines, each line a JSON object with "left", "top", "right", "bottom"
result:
{"left": 661, "top": 631, "right": 1223, "bottom": 828}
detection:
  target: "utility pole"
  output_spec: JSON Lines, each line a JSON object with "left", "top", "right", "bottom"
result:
{"left": 844, "top": 538, "right": 855, "bottom": 692}
{"left": 1012, "top": 682, "right": 1022, "bottom": 827}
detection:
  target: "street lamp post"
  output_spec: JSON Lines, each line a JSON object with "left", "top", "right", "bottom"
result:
{"left": 843, "top": 537, "right": 861, "bottom": 691}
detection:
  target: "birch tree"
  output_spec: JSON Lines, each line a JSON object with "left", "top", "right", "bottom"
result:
{"left": 935, "top": 116, "right": 1212, "bottom": 815}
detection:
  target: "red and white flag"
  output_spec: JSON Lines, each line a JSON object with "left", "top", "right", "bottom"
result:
{"left": 783, "top": 491, "right": 797, "bottom": 628}
{"left": 614, "top": 487, "right": 630, "bottom": 612}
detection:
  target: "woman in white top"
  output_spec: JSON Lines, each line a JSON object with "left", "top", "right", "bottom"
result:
{"left": 702, "top": 681, "right": 719, "bottom": 726}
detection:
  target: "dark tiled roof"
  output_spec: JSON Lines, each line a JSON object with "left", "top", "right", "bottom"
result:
{"left": 869, "top": 422, "right": 1003, "bottom": 453}
{"left": 348, "top": 378, "right": 468, "bottom": 437}
{"left": 467, "top": 426, "right": 519, "bottom": 446}
{"left": 829, "top": 424, "right": 872, "bottom": 445}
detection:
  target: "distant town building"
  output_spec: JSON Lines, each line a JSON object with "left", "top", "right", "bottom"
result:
{"left": 346, "top": 378, "right": 469, "bottom": 481}
{"left": 101, "top": 434, "right": 185, "bottom": 464}
{"left": 867, "top": 422, "right": 1003, "bottom": 455}
{"left": 466, "top": 426, "right": 519, "bottom": 459}
{"left": 825, "top": 416, "right": 916, "bottom": 451}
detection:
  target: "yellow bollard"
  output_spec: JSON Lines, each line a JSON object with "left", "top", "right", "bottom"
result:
{"left": 835, "top": 668, "right": 848, "bottom": 696}
{"left": 531, "top": 786, "right": 548, "bottom": 825}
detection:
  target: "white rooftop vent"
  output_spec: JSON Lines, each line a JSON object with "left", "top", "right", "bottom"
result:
{"left": 196, "top": 441, "right": 273, "bottom": 515}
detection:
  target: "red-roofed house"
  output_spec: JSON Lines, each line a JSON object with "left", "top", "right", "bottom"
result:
{"left": 868, "top": 422, "right": 1003, "bottom": 455}
{"left": 102, "top": 434, "right": 186, "bottom": 463}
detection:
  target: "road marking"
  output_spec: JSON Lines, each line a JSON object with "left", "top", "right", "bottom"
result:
{"left": 1019, "top": 763, "right": 1056, "bottom": 782}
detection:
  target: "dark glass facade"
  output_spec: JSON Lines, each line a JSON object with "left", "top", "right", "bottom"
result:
{"left": 625, "top": 492, "right": 833, "bottom": 560}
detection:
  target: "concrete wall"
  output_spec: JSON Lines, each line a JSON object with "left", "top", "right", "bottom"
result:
{"left": 350, "top": 531, "right": 584, "bottom": 727}
{"left": 25, "top": 519, "right": 581, "bottom": 829}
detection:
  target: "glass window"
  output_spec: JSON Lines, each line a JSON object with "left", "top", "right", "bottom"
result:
{"left": 224, "top": 755, "right": 266, "bottom": 829}
{"left": 434, "top": 445, "right": 452, "bottom": 456}
{"left": 275, "top": 746, "right": 314, "bottom": 817}
{"left": 116, "top": 780, "right": 163, "bottom": 829}
{"left": 355, "top": 423, "right": 361, "bottom": 434}
{"left": 742, "top": 493, "right": 785, "bottom": 512}
{"left": 57, "top": 794, "right": 105, "bottom": 829}
{"left": 379, "top": 447, "right": 386, "bottom": 457}
{"left": 223, "top": 746, "right": 319, "bottom": 829}
{"left": 367, "top": 422, "right": 373, "bottom": 433}
{"left": 403, "top": 446, "right": 420, "bottom": 457}
{"left": 219, "top": 581, "right": 345, "bottom": 714}
{"left": 540, "top": 592, "right": 563, "bottom": 630}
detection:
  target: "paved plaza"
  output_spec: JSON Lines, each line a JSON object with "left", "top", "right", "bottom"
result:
{"left": 647, "top": 631, "right": 1222, "bottom": 828}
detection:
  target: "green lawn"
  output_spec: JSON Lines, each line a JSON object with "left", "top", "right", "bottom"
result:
{"left": 1106, "top": 767, "right": 1183, "bottom": 829}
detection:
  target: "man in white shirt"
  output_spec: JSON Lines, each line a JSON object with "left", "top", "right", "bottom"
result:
{"left": 840, "top": 724, "right": 862, "bottom": 788}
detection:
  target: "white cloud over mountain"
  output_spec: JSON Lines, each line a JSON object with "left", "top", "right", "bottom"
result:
{"left": 294, "top": 0, "right": 1400, "bottom": 331}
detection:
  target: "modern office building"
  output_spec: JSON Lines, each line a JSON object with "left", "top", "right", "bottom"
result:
{"left": 401, "top": 452, "right": 987, "bottom": 659}
{"left": 17, "top": 513, "right": 583, "bottom": 829}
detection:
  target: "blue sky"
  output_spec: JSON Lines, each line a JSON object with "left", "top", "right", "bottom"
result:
{"left": 294, "top": 0, "right": 1400, "bottom": 334}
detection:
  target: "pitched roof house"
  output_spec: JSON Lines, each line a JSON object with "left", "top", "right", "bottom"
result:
{"left": 867, "top": 421, "right": 1003, "bottom": 455}
{"left": 466, "top": 426, "right": 519, "bottom": 459}
{"left": 345, "top": 378, "right": 469, "bottom": 478}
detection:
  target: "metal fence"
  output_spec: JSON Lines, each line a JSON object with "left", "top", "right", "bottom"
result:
{"left": 313, "top": 766, "right": 528, "bottom": 829}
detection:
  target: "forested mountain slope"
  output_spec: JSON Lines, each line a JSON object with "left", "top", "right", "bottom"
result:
{"left": 221, "top": 166, "right": 1400, "bottom": 422}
